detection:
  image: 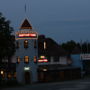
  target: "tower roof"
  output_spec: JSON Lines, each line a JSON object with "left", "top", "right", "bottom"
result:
{"left": 20, "top": 18, "right": 32, "bottom": 29}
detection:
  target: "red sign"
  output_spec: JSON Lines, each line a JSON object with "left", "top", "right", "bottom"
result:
{"left": 18, "top": 33, "right": 37, "bottom": 38}
{"left": 38, "top": 59, "right": 48, "bottom": 63}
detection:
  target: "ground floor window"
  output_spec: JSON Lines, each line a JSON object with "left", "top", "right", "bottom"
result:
{"left": 34, "top": 56, "right": 37, "bottom": 63}
{"left": 17, "top": 56, "right": 20, "bottom": 63}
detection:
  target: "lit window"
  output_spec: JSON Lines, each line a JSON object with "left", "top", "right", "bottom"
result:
{"left": 16, "top": 41, "right": 20, "bottom": 48}
{"left": 24, "top": 56, "right": 29, "bottom": 63}
{"left": 7, "top": 73, "right": 12, "bottom": 79}
{"left": 13, "top": 72, "right": 16, "bottom": 78}
{"left": 34, "top": 56, "right": 37, "bottom": 63}
{"left": 17, "top": 56, "right": 20, "bottom": 63}
{"left": 24, "top": 40, "right": 28, "bottom": 48}
{"left": 34, "top": 40, "right": 37, "bottom": 48}
{"left": 44, "top": 41, "right": 46, "bottom": 50}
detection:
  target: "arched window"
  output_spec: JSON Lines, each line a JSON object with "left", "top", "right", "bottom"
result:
{"left": 24, "top": 40, "right": 28, "bottom": 48}
{"left": 24, "top": 56, "right": 29, "bottom": 63}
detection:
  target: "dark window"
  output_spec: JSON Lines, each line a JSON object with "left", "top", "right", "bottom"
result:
{"left": 53, "top": 56, "right": 59, "bottom": 62}
{"left": 7, "top": 73, "right": 12, "bottom": 79}
{"left": 34, "top": 40, "right": 37, "bottom": 48}
{"left": 24, "top": 40, "right": 28, "bottom": 48}
{"left": 16, "top": 41, "right": 20, "bottom": 48}
{"left": 24, "top": 56, "right": 29, "bottom": 63}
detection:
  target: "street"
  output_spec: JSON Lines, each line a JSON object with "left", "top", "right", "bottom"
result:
{"left": 2, "top": 77, "right": 90, "bottom": 90}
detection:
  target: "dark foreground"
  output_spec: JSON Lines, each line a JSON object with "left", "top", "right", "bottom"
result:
{"left": 2, "top": 78, "right": 90, "bottom": 90}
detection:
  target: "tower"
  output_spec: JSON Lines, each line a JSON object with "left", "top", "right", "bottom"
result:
{"left": 15, "top": 18, "right": 38, "bottom": 84}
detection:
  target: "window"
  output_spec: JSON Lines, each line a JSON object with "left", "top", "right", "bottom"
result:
{"left": 7, "top": 73, "right": 12, "bottom": 79}
{"left": 16, "top": 41, "right": 20, "bottom": 48}
{"left": 13, "top": 72, "right": 16, "bottom": 79}
{"left": 34, "top": 56, "right": 37, "bottom": 63}
{"left": 24, "top": 40, "right": 28, "bottom": 48}
{"left": 17, "top": 56, "right": 20, "bottom": 63}
{"left": 24, "top": 56, "right": 29, "bottom": 63}
{"left": 44, "top": 41, "right": 47, "bottom": 50}
{"left": 34, "top": 40, "right": 37, "bottom": 48}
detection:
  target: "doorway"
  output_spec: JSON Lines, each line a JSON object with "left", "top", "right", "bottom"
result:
{"left": 24, "top": 71, "right": 31, "bottom": 84}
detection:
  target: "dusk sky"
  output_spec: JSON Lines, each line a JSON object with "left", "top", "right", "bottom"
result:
{"left": 0, "top": 0, "right": 90, "bottom": 43}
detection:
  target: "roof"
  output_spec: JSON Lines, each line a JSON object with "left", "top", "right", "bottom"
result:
{"left": 38, "top": 65, "right": 81, "bottom": 71}
{"left": 20, "top": 19, "right": 32, "bottom": 29}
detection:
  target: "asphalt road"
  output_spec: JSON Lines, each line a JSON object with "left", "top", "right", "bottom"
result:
{"left": 2, "top": 78, "right": 90, "bottom": 90}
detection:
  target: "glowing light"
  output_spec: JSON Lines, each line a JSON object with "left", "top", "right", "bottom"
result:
{"left": 18, "top": 33, "right": 37, "bottom": 37}
{"left": 1, "top": 70, "right": 4, "bottom": 75}
{"left": 43, "top": 69, "right": 47, "bottom": 71}
{"left": 40, "top": 56, "right": 45, "bottom": 59}
{"left": 44, "top": 41, "right": 46, "bottom": 50}
{"left": 24, "top": 67, "right": 30, "bottom": 71}
{"left": 38, "top": 55, "right": 48, "bottom": 63}
{"left": 38, "top": 59, "right": 48, "bottom": 63}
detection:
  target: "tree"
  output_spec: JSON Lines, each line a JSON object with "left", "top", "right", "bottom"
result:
{"left": 0, "top": 13, "right": 15, "bottom": 65}
{"left": 61, "top": 40, "right": 77, "bottom": 54}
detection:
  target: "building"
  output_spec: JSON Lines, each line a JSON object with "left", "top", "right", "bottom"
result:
{"left": 37, "top": 36, "right": 81, "bottom": 82}
{"left": 14, "top": 16, "right": 82, "bottom": 84}
{"left": 15, "top": 18, "right": 38, "bottom": 84}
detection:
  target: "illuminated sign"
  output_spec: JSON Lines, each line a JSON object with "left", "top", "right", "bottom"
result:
{"left": 40, "top": 56, "right": 45, "bottom": 58}
{"left": 38, "top": 59, "right": 48, "bottom": 63}
{"left": 24, "top": 67, "right": 30, "bottom": 71}
{"left": 18, "top": 33, "right": 37, "bottom": 38}
{"left": 38, "top": 55, "right": 48, "bottom": 63}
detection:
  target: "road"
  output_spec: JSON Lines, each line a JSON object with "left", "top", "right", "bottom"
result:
{"left": 2, "top": 78, "right": 90, "bottom": 90}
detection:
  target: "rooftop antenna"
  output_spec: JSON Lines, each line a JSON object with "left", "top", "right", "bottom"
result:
{"left": 24, "top": 2, "right": 27, "bottom": 17}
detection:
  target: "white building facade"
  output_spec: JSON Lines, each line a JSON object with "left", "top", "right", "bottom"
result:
{"left": 15, "top": 18, "right": 38, "bottom": 84}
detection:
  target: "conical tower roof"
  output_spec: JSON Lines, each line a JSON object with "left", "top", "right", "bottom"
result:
{"left": 20, "top": 18, "right": 32, "bottom": 29}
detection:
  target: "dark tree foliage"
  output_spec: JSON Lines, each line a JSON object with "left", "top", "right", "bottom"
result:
{"left": 0, "top": 13, "right": 15, "bottom": 64}
{"left": 61, "top": 40, "right": 77, "bottom": 54}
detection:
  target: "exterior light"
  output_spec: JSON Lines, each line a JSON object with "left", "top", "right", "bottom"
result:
{"left": 24, "top": 67, "right": 30, "bottom": 71}
{"left": 43, "top": 69, "right": 47, "bottom": 71}
{"left": 40, "top": 56, "right": 45, "bottom": 59}
{"left": 1, "top": 70, "right": 4, "bottom": 75}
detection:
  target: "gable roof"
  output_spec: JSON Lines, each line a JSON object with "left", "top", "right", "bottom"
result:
{"left": 20, "top": 19, "right": 32, "bottom": 29}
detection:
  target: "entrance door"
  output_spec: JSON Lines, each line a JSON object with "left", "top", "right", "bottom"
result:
{"left": 24, "top": 72, "right": 31, "bottom": 84}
